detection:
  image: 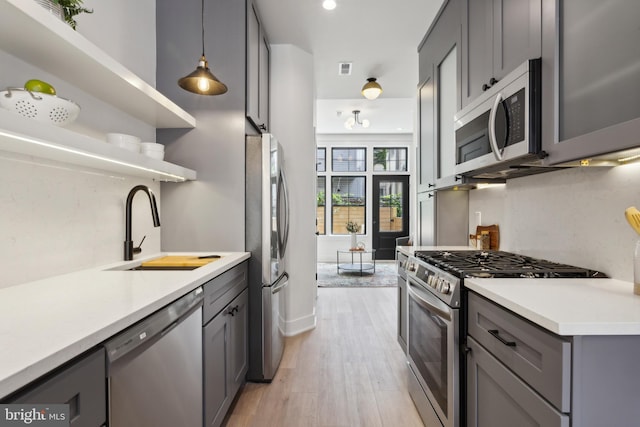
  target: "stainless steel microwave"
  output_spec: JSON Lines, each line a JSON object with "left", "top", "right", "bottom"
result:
{"left": 454, "top": 58, "right": 546, "bottom": 179}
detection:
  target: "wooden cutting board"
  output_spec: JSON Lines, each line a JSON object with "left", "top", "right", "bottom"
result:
{"left": 474, "top": 225, "right": 500, "bottom": 250}
{"left": 141, "top": 255, "right": 220, "bottom": 268}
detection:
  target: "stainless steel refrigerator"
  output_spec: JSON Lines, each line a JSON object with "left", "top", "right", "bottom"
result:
{"left": 245, "top": 133, "right": 290, "bottom": 382}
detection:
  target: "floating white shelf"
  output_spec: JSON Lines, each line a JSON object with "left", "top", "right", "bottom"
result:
{"left": 0, "top": 0, "right": 196, "bottom": 129}
{"left": 0, "top": 109, "right": 196, "bottom": 182}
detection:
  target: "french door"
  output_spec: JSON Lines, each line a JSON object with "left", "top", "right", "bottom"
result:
{"left": 372, "top": 175, "right": 409, "bottom": 260}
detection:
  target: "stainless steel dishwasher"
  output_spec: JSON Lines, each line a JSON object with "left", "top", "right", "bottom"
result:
{"left": 104, "top": 287, "right": 204, "bottom": 427}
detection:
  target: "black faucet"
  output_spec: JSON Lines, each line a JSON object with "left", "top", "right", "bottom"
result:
{"left": 124, "top": 185, "right": 161, "bottom": 261}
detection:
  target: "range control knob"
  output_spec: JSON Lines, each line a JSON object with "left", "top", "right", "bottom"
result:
{"left": 439, "top": 281, "right": 451, "bottom": 294}
{"left": 407, "top": 263, "right": 416, "bottom": 272}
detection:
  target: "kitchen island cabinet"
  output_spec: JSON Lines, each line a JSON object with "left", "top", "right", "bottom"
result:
{"left": 465, "top": 279, "right": 640, "bottom": 427}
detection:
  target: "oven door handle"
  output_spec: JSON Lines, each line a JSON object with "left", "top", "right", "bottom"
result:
{"left": 407, "top": 279, "right": 453, "bottom": 322}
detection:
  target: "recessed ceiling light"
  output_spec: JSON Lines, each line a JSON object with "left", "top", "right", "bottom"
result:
{"left": 323, "top": 0, "right": 336, "bottom": 11}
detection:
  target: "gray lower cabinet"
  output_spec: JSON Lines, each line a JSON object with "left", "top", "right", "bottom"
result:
{"left": 8, "top": 348, "right": 106, "bottom": 427}
{"left": 466, "top": 336, "right": 569, "bottom": 427}
{"left": 203, "top": 262, "right": 249, "bottom": 427}
{"left": 468, "top": 291, "right": 640, "bottom": 427}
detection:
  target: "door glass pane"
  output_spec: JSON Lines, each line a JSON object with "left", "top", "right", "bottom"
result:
{"left": 331, "top": 176, "right": 365, "bottom": 234}
{"left": 316, "top": 176, "right": 325, "bottom": 235}
{"left": 316, "top": 148, "right": 326, "bottom": 172}
{"left": 332, "top": 148, "right": 366, "bottom": 172}
{"left": 373, "top": 148, "right": 408, "bottom": 171}
{"left": 378, "top": 180, "right": 405, "bottom": 233}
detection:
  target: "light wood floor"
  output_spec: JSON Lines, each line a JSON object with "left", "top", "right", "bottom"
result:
{"left": 224, "top": 287, "right": 425, "bottom": 427}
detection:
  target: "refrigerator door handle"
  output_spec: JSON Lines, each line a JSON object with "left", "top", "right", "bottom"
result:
{"left": 272, "top": 272, "right": 289, "bottom": 294}
{"left": 278, "top": 168, "right": 290, "bottom": 257}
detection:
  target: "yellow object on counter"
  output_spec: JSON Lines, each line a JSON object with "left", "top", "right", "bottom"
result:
{"left": 141, "top": 255, "right": 220, "bottom": 268}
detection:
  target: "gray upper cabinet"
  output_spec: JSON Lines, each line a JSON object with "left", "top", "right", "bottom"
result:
{"left": 417, "top": 68, "right": 435, "bottom": 193}
{"left": 246, "top": 1, "right": 270, "bottom": 133}
{"left": 541, "top": 0, "right": 640, "bottom": 165}
{"left": 417, "top": 0, "right": 462, "bottom": 190}
{"left": 461, "top": 0, "right": 541, "bottom": 107}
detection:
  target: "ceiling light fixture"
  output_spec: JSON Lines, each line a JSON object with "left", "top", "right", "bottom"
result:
{"left": 322, "top": 0, "right": 337, "bottom": 10}
{"left": 361, "top": 77, "right": 382, "bottom": 100}
{"left": 344, "top": 110, "right": 370, "bottom": 130}
{"left": 178, "top": 0, "right": 228, "bottom": 95}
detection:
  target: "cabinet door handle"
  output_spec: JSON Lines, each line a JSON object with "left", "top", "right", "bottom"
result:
{"left": 428, "top": 183, "right": 435, "bottom": 188}
{"left": 488, "top": 329, "right": 516, "bottom": 347}
{"left": 489, "top": 77, "right": 499, "bottom": 86}
{"left": 482, "top": 83, "right": 491, "bottom": 91}
{"left": 227, "top": 305, "right": 239, "bottom": 316}
{"left": 258, "top": 124, "right": 267, "bottom": 131}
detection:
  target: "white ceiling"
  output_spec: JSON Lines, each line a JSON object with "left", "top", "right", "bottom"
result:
{"left": 254, "top": 0, "right": 444, "bottom": 132}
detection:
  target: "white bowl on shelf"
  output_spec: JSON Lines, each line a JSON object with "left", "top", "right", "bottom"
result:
{"left": 140, "top": 142, "right": 165, "bottom": 160}
{"left": 107, "top": 133, "right": 141, "bottom": 153}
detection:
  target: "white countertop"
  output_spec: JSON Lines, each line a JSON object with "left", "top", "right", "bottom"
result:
{"left": 0, "top": 251, "right": 250, "bottom": 400}
{"left": 465, "top": 278, "right": 640, "bottom": 336}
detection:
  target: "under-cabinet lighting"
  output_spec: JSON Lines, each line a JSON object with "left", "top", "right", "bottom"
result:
{"left": 475, "top": 183, "right": 506, "bottom": 190}
{"left": 617, "top": 153, "right": 640, "bottom": 163}
{"left": 0, "top": 130, "right": 187, "bottom": 182}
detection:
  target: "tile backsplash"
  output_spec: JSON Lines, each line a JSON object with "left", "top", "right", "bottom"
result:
{"left": 469, "top": 164, "right": 640, "bottom": 281}
{"left": 0, "top": 152, "right": 160, "bottom": 288}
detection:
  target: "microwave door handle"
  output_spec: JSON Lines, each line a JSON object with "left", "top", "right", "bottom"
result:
{"left": 488, "top": 92, "right": 505, "bottom": 161}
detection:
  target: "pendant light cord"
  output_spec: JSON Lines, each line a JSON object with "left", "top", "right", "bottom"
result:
{"left": 201, "top": 0, "right": 205, "bottom": 56}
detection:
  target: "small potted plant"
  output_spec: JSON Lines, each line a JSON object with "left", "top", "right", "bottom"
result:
{"left": 52, "top": 0, "right": 93, "bottom": 30}
{"left": 346, "top": 221, "right": 359, "bottom": 249}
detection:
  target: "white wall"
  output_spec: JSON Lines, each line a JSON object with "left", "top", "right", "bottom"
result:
{"left": 0, "top": 0, "right": 158, "bottom": 288}
{"left": 468, "top": 164, "right": 640, "bottom": 281}
{"left": 270, "top": 44, "right": 317, "bottom": 336}
{"left": 316, "top": 133, "right": 413, "bottom": 262}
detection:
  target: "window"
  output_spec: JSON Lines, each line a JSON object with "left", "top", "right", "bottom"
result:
{"left": 316, "top": 176, "right": 326, "bottom": 235}
{"left": 316, "top": 148, "right": 326, "bottom": 172}
{"left": 373, "top": 148, "right": 408, "bottom": 171}
{"left": 331, "top": 176, "right": 366, "bottom": 234}
{"left": 332, "top": 148, "right": 366, "bottom": 172}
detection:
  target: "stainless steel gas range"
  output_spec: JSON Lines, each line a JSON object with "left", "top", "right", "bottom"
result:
{"left": 405, "top": 250, "right": 606, "bottom": 427}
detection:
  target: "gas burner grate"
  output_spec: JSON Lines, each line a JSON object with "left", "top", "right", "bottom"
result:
{"left": 414, "top": 250, "right": 607, "bottom": 279}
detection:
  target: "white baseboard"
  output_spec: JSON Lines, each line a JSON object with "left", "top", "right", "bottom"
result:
{"left": 284, "top": 312, "right": 317, "bottom": 336}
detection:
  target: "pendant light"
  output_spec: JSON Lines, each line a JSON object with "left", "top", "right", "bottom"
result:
{"left": 178, "top": 0, "right": 228, "bottom": 95}
{"left": 361, "top": 77, "right": 382, "bottom": 100}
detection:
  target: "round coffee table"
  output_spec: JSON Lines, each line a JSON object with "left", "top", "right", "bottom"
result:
{"left": 336, "top": 249, "right": 376, "bottom": 276}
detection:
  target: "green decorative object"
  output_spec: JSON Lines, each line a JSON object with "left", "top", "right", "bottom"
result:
{"left": 52, "top": 0, "right": 93, "bottom": 30}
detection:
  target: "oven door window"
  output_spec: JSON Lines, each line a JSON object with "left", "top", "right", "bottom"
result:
{"left": 409, "top": 292, "right": 449, "bottom": 417}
